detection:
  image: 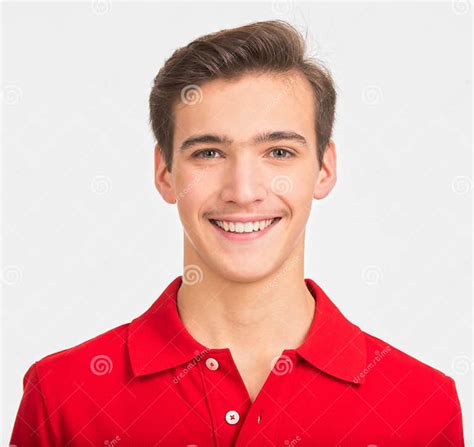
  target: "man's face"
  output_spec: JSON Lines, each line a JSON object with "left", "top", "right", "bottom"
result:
{"left": 155, "top": 70, "right": 336, "bottom": 282}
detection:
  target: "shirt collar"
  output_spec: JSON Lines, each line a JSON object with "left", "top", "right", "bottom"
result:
{"left": 128, "top": 275, "right": 367, "bottom": 385}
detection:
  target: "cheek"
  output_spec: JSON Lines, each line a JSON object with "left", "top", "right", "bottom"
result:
{"left": 282, "top": 173, "right": 315, "bottom": 202}
{"left": 175, "top": 177, "right": 211, "bottom": 221}
{"left": 280, "top": 178, "right": 314, "bottom": 222}
{"left": 175, "top": 165, "right": 220, "bottom": 203}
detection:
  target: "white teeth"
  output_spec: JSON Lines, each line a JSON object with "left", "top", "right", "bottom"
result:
{"left": 213, "top": 218, "right": 277, "bottom": 233}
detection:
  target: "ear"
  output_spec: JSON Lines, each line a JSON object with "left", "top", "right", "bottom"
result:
{"left": 313, "top": 139, "right": 337, "bottom": 200}
{"left": 154, "top": 144, "right": 177, "bottom": 204}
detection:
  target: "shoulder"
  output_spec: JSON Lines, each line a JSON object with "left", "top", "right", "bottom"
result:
{"left": 361, "top": 330, "right": 451, "bottom": 384}
{"left": 360, "top": 330, "right": 462, "bottom": 425}
{"left": 359, "top": 330, "right": 464, "bottom": 441}
{"left": 26, "top": 322, "right": 131, "bottom": 386}
{"left": 12, "top": 323, "right": 133, "bottom": 444}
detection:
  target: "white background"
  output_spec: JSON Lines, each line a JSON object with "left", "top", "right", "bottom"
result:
{"left": 2, "top": 0, "right": 472, "bottom": 443}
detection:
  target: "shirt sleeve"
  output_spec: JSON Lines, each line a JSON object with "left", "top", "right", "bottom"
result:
{"left": 9, "top": 362, "right": 60, "bottom": 446}
{"left": 440, "top": 375, "right": 465, "bottom": 446}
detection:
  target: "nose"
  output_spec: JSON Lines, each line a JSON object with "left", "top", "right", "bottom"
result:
{"left": 219, "top": 155, "right": 267, "bottom": 206}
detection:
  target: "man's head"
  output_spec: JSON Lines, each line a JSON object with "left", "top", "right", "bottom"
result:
{"left": 150, "top": 20, "right": 337, "bottom": 283}
{"left": 150, "top": 20, "right": 336, "bottom": 173}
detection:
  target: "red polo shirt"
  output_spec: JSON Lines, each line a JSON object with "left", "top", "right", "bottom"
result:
{"left": 10, "top": 275, "right": 465, "bottom": 446}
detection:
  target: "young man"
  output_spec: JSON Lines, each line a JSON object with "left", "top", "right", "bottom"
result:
{"left": 10, "top": 20, "right": 464, "bottom": 446}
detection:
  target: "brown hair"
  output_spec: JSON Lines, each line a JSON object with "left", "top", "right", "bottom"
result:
{"left": 149, "top": 20, "right": 337, "bottom": 172}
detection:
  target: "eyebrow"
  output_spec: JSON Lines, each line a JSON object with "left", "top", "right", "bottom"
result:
{"left": 179, "top": 130, "right": 309, "bottom": 151}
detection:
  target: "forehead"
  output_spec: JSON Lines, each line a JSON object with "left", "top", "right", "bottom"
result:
{"left": 172, "top": 70, "right": 316, "bottom": 148}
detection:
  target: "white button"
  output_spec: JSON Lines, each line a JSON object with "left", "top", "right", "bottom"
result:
{"left": 225, "top": 410, "right": 240, "bottom": 424}
{"left": 205, "top": 357, "right": 219, "bottom": 371}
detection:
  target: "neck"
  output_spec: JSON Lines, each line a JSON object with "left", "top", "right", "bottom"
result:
{"left": 176, "top": 257, "right": 316, "bottom": 358}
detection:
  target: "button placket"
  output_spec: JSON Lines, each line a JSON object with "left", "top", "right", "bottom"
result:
{"left": 271, "top": 352, "right": 300, "bottom": 443}
{"left": 233, "top": 351, "right": 298, "bottom": 447}
{"left": 199, "top": 350, "right": 251, "bottom": 446}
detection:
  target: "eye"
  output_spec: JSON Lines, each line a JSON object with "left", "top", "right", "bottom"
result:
{"left": 269, "top": 147, "right": 296, "bottom": 159}
{"left": 191, "top": 149, "right": 222, "bottom": 159}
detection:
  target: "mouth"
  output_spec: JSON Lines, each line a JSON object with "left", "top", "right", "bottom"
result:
{"left": 208, "top": 217, "right": 282, "bottom": 242}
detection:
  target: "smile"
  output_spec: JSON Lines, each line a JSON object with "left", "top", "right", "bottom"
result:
{"left": 209, "top": 217, "right": 282, "bottom": 242}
